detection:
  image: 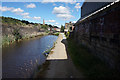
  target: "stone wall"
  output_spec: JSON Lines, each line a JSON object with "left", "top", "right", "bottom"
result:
{"left": 2, "top": 22, "right": 47, "bottom": 46}
{"left": 73, "top": 2, "right": 120, "bottom": 70}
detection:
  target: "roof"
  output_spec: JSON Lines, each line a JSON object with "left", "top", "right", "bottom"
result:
{"left": 74, "top": 0, "right": 120, "bottom": 26}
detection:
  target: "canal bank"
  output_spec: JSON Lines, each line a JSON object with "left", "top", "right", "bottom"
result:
{"left": 2, "top": 32, "right": 49, "bottom": 47}
{"left": 35, "top": 33, "right": 84, "bottom": 78}
{"left": 35, "top": 32, "right": 120, "bottom": 79}
{"left": 1, "top": 16, "right": 59, "bottom": 47}
{"left": 2, "top": 35, "right": 58, "bottom": 78}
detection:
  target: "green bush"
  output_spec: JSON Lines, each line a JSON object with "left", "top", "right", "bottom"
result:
{"left": 53, "top": 32, "right": 59, "bottom": 36}
{"left": 65, "top": 31, "right": 70, "bottom": 38}
{"left": 41, "top": 25, "right": 49, "bottom": 30}
{"left": 2, "top": 35, "right": 15, "bottom": 45}
{"left": 12, "top": 28, "right": 22, "bottom": 41}
{"left": 60, "top": 25, "right": 64, "bottom": 32}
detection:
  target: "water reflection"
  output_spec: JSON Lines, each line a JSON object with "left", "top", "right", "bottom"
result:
{"left": 2, "top": 35, "right": 58, "bottom": 78}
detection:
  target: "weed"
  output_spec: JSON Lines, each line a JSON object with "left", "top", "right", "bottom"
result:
{"left": 67, "top": 38, "right": 116, "bottom": 79}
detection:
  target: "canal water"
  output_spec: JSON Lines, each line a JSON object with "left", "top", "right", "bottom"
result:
{"left": 2, "top": 35, "right": 58, "bottom": 78}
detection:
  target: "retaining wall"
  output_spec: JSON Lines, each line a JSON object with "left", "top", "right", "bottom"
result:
{"left": 73, "top": 2, "right": 120, "bottom": 71}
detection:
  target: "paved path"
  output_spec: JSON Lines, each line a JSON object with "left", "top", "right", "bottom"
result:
{"left": 47, "top": 33, "right": 68, "bottom": 60}
{"left": 36, "top": 33, "right": 84, "bottom": 78}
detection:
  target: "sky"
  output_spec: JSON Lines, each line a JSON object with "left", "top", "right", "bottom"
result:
{"left": 0, "top": 1, "right": 84, "bottom": 27}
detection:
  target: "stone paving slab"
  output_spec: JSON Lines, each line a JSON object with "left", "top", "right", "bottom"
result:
{"left": 47, "top": 33, "right": 68, "bottom": 60}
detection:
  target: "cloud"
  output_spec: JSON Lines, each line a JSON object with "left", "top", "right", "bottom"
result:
{"left": 20, "top": 12, "right": 29, "bottom": 16}
{"left": 12, "top": 11, "right": 30, "bottom": 19}
{"left": 0, "top": 6, "right": 14, "bottom": 12}
{"left": 53, "top": 3, "right": 56, "bottom": 6}
{"left": 12, "top": 8, "right": 24, "bottom": 13}
{"left": 52, "top": 6, "right": 74, "bottom": 20}
{"left": 26, "top": 3, "right": 36, "bottom": 8}
{"left": 33, "top": 16, "right": 41, "bottom": 20}
{"left": 75, "top": 3, "right": 81, "bottom": 11}
{"left": 73, "top": 21, "right": 76, "bottom": 23}
{"left": 0, "top": 6, "right": 24, "bottom": 13}
{"left": 0, "top": 5, "right": 41, "bottom": 21}
{"left": 47, "top": 20, "right": 56, "bottom": 22}
{"left": 56, "top": 14, "right": 73, "bottom": 20}
{"left": 23, "top": 16, "right": 31, "bottom": 19}
{"left": 11, "top": 8, "right": 30, "bottom": 18}
{"left": 71, "top": 10, "right": 74, "bottom": 12}
{"left": 52, "top": 6, "right": 70, "bottom": 14}
{"left": 55, "top": 22, "right": 59, "bottom": 25}
{"left": 0, "top": 6, "right": 30, "bottom": 19}
{"left": 42, "top": 0, "right": 76, "bottom": 3}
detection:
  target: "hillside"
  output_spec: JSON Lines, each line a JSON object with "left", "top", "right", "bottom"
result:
{"left": 1, "top": 16, "right": 53, "bottom": 45}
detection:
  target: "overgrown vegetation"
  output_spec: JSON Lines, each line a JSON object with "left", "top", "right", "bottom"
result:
{"left": 2, "top": 35, "right": 15, "bottom": 45}
{"left": 64, "top": 31, "right": 70, "bottom": 38}
{"left": 34, "top": 41, "right": 57, "bottom": 77}
{"left": 1, "top": 16, "right": 59, "bottom": 46}
{"left": 60, "top": 25, "right": 64, "bottom": 32}
{"left": 43, "top": 42, "right": 57, "bottom": 57}
{"left": 34, "top": 61, "right": 50, "bottom": 78}
{"left": 1, "top": 16, "right": 58, "bottom": 30}
{"left": 41, "top": 25, "right": 49, "bottom": 30}
{"left": 12, "top": 28, "right": 22, "bottom": 41}
{"left": 1, "top": 16, "right": 39, "bottom": 26}
{"left": 43, "top": 48, "right": 52, "bottom": 57}
{"left": 53, "top": 32, "right": 59, "bottom": 36}
{"left": 67, "top": 38, "right": 118, "bottom": 79}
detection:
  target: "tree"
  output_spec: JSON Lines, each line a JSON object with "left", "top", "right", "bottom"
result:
{"left": 60, "top": 25, "right": 64, "bottom": 32}
{"left": 41, "top": 24, "right": 49, "bottom": 30}
{"left": 54, "top": 26, "right": 58, "bottom": 28}
{"left": 48, "top": 24, "right": 52, "bottom": 28}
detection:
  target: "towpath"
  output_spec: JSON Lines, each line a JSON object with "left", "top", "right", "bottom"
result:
{"left": 47, "top": 33, "right": 67, "bottom": 60}
{"left": 37, "top": 33, "right": 84, "bottom": 78}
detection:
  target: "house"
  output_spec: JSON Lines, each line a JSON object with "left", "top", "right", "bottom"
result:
{"left": 65, "top": 21, "right": 74, "bottom": 32}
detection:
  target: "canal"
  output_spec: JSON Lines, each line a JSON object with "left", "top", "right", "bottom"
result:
{"left": 2, "top": 35, "right": 58, "bottom": 78}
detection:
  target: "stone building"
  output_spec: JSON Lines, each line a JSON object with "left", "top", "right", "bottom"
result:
{"left": 43, "top": 19, "right": 45, "bottom": 25}
{"left": 81, "top": 1, "right": 110, "bottom": 19}
{"left": 65, "top": 21, "right": 74, "bottom": 32}
{"left": 73, "top": 0, "right": 120, "bottom": 71}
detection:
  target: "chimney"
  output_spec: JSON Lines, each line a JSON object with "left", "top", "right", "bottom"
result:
{"left": 43, "top": 19, "right": 45, "bottom": 25}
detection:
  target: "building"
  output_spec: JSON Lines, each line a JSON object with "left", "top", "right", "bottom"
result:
{"left": 43, "top": 19, "right": 45, "bottom": 25}
{"left": 48, "top": 26, "right": 60, "bottom": 32}
{"left": 65, "top": 21, "right": 74, "bottom": 32}
{"left": 73, "top": 0, "right": 120, "bottom": 71}
{"left": 56, "top": 28, "right": 60, "bottom": 32}
{"left": 81, "top": 2, "right": 111, "bottom": 19}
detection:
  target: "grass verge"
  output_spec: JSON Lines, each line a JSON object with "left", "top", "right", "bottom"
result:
{"left": 33, "top": 61, "right": 50, "bottom": 78}
{"left": 53, "top": 32, "right": 59, "bottom": 36}
{"left": 2, "top": 33, "right": 48, "bottom": 47}
{"left": 67, "top": 38, "right": 116, "bottom": 79}
{"left": 43, "top": 41, "right": 57, "bottom": 56}
{"left": 34, "top": 40, "right": 57, "bottom": 78}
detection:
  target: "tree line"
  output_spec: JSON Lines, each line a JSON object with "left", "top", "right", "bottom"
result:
{"left": 1, "top": 16, "right": 58, "bottom": 29}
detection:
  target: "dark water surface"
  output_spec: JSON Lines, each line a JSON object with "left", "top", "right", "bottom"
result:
{"left": 2, "top": 35, "right": 58, "bottom": 78}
